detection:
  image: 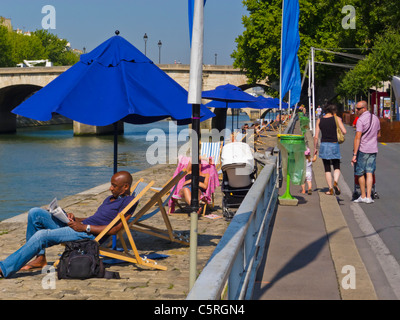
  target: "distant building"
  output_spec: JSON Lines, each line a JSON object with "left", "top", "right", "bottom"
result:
{"left": 15, "top": 28, "right": 32, "bottom": 36}
{"left": 0, "top": 17, "right": 12, "bottom": 31}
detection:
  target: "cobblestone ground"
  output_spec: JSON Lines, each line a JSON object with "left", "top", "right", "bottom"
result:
{"left": 0, "top": 131, "right": 278, "bottom": 300}
{"left": 0, "top": 163, "right": 229, "bottom": 300}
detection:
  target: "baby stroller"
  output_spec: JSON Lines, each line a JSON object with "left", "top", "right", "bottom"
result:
{"left": 221, "top": 142, "right": 257, "bottom": 219}
{"left": 352, "top": 172, "right": 379, "bottom": 200}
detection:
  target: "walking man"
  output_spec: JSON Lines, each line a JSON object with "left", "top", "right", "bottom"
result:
{"left": 351, "top": 101, "right": 381, "bottom": 203}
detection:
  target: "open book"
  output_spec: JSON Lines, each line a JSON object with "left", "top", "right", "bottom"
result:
{"left": 48, "top": 198, "right": 70, "bottom": 224}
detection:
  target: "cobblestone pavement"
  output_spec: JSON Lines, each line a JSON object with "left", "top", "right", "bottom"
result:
{"left": 0, "top": 163, "right": 230, "bottom": 300}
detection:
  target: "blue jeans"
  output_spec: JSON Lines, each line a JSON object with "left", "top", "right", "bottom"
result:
{"left": 0, "top": 207, "right": 94, "bottom": 278}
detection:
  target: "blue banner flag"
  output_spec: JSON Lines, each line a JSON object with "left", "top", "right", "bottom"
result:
{"left": 280, "top": 0, "right": 301, "bottom": 106}
{"left": 188, "top": 0, "right": 206, "bottom": 45}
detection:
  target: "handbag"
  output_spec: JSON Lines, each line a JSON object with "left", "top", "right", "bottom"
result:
{"left": 334, "top": 115, "right": 345, "bottom": 144}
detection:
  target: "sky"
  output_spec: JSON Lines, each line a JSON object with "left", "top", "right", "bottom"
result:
{"left": 1, "top": 0, "right": 249, "bottom": 65}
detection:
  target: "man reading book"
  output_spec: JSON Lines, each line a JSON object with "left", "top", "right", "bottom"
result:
{"left": 0, "top": 171, "right": 136, "bottom": 278}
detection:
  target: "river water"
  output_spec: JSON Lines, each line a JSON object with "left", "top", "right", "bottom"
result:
{"left": 0, "top": 113, "right": 267, "bottom": 221}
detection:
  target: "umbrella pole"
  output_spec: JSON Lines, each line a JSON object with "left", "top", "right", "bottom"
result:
{"left": 113, "top": 122, "right": 118, "bottom": 174}
{"left": 187, "top": 0, "right": 204, "bottom": 291}
{"left": 190, "top": 103, "right": 201, "bottom": 289}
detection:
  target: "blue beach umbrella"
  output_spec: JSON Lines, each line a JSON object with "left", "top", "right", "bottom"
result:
{"left": 202, "top": 83, "right": 257, "bottom": 103}
{"left": 202, "top": 83, "right": 257, "bottom": 130}
{"left": 205, "top": 95, "right": 289, "bottom": 110}
{"left": 13, "top": 32, "right": 214, "bottom": 172}
{"left": 256, "top": 96, "right": 289, "bottom": 109}
{"left": 13, "top": 34, "right": 214, "bottom": 126}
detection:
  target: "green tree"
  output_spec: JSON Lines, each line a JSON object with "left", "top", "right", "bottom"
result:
{"left": 0, "top": 26, "right": 79, "bottom": 67}
{"left": 337, "top": 29, "right": 400, "bottom": 96}
{"left": 9, "top": 31, "right": 47, "bottom": 65}
{"left": 232, "top": 0, "right": 400, "bottom": 94}
{"left": 33, "top": 29, "right": 79, "bottom": 66}
{"left": 0, "top": 25, "right": 14, "bottom": 67}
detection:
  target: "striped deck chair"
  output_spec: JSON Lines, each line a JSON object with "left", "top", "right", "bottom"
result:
{"left": 200, "top": 140, "right": 223, "bottom": 174}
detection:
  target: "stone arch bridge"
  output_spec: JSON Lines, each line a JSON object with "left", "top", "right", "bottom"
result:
{"left": 0, "top": 64, "right": 268, "bottom": 134}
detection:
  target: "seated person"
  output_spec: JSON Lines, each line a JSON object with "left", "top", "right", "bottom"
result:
{"left": 178, "top": 160, "right": 209, "bottom": 214}
{"left": 250, "top": 122, "right": 261, "bottom": 135}
{"left": 0, "top": 171, "right": 137, "bottom": 278}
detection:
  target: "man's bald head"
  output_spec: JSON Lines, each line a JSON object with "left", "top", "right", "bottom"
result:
{"left": 356, "top": 100, "right": 367, "bottom": 109}
{"left": 113, "top": 171, "right": 133, "bottom": 186}
{"left": 110, "top": 171, "right": 133, "bottom": 198}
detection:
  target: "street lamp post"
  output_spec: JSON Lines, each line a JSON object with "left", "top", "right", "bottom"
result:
{"left": 215, "top": 53, "right": 217, "bottom": 65}
{"left": 158, "top": 40, "right": 162, "bottom": 64}
{"left": 143, "top": 33, "right": 148, "bottom": 56}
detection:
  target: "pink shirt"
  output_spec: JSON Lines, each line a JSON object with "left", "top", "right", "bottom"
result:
{"left": 356, "top": 111, "right": 380, "bottom": 154}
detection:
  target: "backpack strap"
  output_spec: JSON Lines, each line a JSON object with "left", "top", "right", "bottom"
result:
{"left": 361, "top": 112, "right": 374, "bottom": 136}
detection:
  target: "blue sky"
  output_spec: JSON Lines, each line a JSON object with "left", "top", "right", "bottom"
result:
{"left": 1, "top": 0, "right": 248, "bottom": 65}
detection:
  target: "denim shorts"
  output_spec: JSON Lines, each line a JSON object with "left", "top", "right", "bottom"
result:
{"left": 355, "top": 151, "right": 377, "bottom": 176}
{"left": 319, "top": 142, "right": 341, "bottom": 160}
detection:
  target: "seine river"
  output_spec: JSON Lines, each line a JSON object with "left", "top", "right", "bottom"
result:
{"left": 0, "top": 114, "right": 258, "bottom": 221}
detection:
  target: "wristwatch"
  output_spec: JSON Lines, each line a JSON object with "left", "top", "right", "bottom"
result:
{"left": 353, "top": 153, "right": 357, "bottom": 156}
{"left": 86, "top": 224, "right": 91, "bottom": 233}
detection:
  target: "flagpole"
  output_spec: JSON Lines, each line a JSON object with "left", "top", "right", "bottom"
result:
{"left": 308, "top": 59, "right": 312, "bottom": 130}
{"left": 187, "top": 0, "right": 204, "bottom": 291}
{"left": 311, "top": 46, "right": 316, "bottom": 135}
{"left": 279, "top": 0, "right": 285, "bottom": 134}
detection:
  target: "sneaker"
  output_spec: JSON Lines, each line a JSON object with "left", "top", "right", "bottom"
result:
{"left": 353, "top": 196, "right": 366, "bottom": 203}
{"left": 364, "top": 197, "right": 374, "bottom": 204}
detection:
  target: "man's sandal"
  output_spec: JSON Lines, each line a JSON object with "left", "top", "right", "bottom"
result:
{"left": 20, "top": 262, "right": 47, "bottom": 272}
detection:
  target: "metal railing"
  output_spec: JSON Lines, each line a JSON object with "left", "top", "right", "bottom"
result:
{"left": 186, "top": 154, "right": 279, "bottom": 300}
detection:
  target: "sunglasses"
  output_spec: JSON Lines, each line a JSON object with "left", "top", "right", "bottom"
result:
{"left": 356, "top": 107, "right": 364, "bottom": 110}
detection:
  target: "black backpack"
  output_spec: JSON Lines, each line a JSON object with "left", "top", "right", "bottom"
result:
{"left": 57, "top": 239, "right": 120, "bottom": 280}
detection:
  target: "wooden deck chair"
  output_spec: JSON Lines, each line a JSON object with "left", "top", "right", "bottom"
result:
{"left": 120, "top": 169, "right": 190, "bottom": 246}
{"left": 94, "top": 179, "right": 172, "bottom": 271}
{"left": 242, "top": 132, "right": 264, "bottom": 153}
{"left": 169, "top": 193, "right": 210, "bottom": 216}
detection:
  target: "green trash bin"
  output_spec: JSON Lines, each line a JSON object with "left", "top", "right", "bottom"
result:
{"left": 278, "top": 134, "right": 306, "bottom": 201}
{"left": 299, "top": 116, "right": 310, "bottom": 135}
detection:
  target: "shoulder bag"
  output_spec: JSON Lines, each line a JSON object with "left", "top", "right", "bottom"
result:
{"left": 334, "top": 115, "right": 345, "bottom": 144}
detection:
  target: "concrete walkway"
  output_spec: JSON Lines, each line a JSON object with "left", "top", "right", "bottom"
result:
{"left": 252, "top": 129, "right": 377, "bottom": 300}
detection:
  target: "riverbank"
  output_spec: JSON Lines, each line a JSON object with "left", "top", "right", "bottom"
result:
{"left": 17, "top": 114, "right": 72, "bottom": 128}
{"left": 0, "top": 162, "right": 230, "bottom": 300}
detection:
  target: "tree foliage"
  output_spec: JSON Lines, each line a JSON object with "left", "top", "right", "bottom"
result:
{"left": 0, "top": 27, "right": 79, "bottom": 67}
{"left": 232, "top": 0, "right": 400, "bottom": 95}
{"left": 0, "top": 25, "right": 14, "bottom": 67}
{"left": 337, "top": 29, "right": 400, "bottom": 96}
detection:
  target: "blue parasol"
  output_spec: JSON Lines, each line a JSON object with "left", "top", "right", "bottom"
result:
{"left": 13, "top": 32, "right": 214, "bottom": 172}
{"left": 202, "top": 83, "right": 257, "bottom": 130}
{"left": 13, "top": 34, "right": 214, "bottom": 126}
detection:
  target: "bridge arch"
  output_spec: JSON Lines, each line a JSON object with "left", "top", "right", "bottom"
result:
{"left": 0, "top": 84, "right": 42, "bottom": 133}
